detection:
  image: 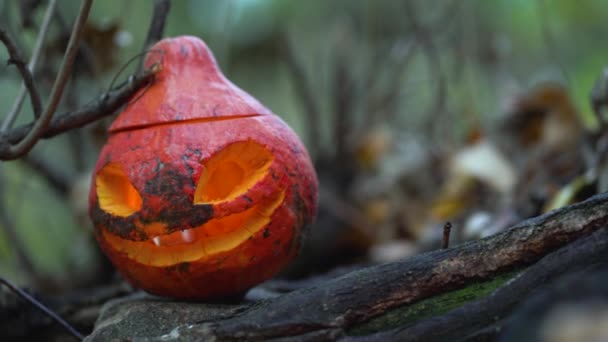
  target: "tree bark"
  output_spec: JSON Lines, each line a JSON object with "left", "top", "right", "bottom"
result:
{"left": 350, "top": 228, "right": 608, "bottom": 341}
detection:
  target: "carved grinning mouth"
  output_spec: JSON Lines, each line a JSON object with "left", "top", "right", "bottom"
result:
{"left": 101, "top": 190, "right": 284, "bottom": 266}
{"left": 95, "top": 140, "right": 282, "bottom": 267}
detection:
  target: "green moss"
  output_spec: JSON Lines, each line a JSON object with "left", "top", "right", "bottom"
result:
{"left": 349, "top": 271, "right": 519, "bottom": 335}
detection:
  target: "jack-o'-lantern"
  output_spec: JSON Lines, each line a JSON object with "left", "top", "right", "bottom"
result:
{"left": 88, "top": 36, "right": 318, "bottom": 300}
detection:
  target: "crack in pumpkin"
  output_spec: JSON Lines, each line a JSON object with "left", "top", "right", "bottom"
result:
{"left": 109, "top": 114, "right": 262, "bottom": 134}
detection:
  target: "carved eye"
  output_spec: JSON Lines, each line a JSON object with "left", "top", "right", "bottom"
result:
{"left": 96, "top": 163, "right": 142, "bottom": 217}
{"left": 194, "top": 141, "right": 274, "bottom": 204}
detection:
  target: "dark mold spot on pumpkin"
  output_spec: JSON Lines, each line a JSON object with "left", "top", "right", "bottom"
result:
{"left": 144, "top": 167, "right": 184, "bottom": 195}
{"left": 263, "top": 228, "right": 270, "bottom": 238}
{"left": 290, "top": 144, "right": 302, "bottom": 154}
{"left": 135, "top": 166, "right": 215, "bottom": 232}
{"left": 186, "top": 147, "right": 202, "bottom": 157}
{"left": 90, "top": 204, "right": 147, "bottom": 241}
{"left": 284, "top": 165, "right": 297, "bottom": 178}
{"left": 243, "top": 195, "right": 253, "bottom": 203}
{"left": 154, "top": 203, "right": 213, "bottom": 233}
{"left": 270, "top": 170, "right": 279, "bottom": 181}
{"left": 181, "top": 158, "right": 195, "bottom": 184}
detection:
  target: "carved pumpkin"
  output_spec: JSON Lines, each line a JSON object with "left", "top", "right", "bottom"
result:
{"left": 89, "top": 36, "right": 318, "bottom": 300}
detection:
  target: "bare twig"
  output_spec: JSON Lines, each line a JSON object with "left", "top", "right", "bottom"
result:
{"left": 2, "top": 0, "right": 57, "bottom": 131}
{"left": 0, "top": 0, "right": 92, "bottom": 160}
{"left": 0, "top": 65, "right": 158, "bottom": 150}
{"left": 441, "top": 222, "right": 452, "bottom": 249}
{"left": 281, "top": 34, "right": 322, "bottom": 156}
{"left": 138, "top": 0, "right": 171, "bottom": 70}
{"left": 0, "top": 28, "right": 42, "bottom": 120}
{"left": 0, "top": 277, "right": 84, "bottom": 340}
{"left": 53, "top": 8, "right": 102, "bottom": 80}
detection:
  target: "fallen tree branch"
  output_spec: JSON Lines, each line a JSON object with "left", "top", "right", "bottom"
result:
{"left": 201, "top": 192, "right": 608, "bottom": 340}
{"left": 87, "top": 192, "right": 608, "bottom": 341}
{"left": 355, "top": 227, "right": 608, "bottom": 341}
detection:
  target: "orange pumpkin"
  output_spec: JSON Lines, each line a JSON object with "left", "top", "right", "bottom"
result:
{"left": 89, "top": 36, "right": 318, "bottom": 300}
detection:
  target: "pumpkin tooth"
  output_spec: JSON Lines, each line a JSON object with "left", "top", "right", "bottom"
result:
{"left": 181, "top": 229, "right": 195, "bottom": 243}
{"left": 152, "top": 236, "right": 161, "bottom": 246}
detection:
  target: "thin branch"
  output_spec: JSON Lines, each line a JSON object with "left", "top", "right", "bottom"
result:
{"left": 1, "top": 0, "right": 92, "bottom": 160}
{"left": 53, "top": 8, "right": 102, "bottom": 80}
{"left": 0, "top": 28, "right": 42, "bottom": 121}
{"left": 281, "top": 33, "right": 322, "bottom": 156}
{"left": 138, "top": 0, "right": 171, "bottom": 71}
{"left": 441, "top": 222, "right": 452, "bottom": 249}
{"left": 0, "top": 65, "right": 158, "bottom": 150}
{"left": 0, "top": 276, "right": 84, "bottom": 340}
{"left": 1, "top": 0, "right": 57, "bottom": 131}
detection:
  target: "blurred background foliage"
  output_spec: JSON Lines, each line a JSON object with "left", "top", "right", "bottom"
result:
{"left": 0, "top": 0, "right": 607, "bottom": 292}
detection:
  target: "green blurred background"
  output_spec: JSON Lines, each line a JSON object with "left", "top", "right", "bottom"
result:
{"left": 0, "top": 0, "right": 607, "bottom": 291}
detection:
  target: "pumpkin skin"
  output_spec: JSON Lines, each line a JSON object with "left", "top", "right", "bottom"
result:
{"left": 88, "top": 36, "right": 318, "bottom": 300}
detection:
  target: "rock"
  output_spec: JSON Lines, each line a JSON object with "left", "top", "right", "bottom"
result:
{"left": 85, "top": 292, "right": 246, "bottom": 341}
